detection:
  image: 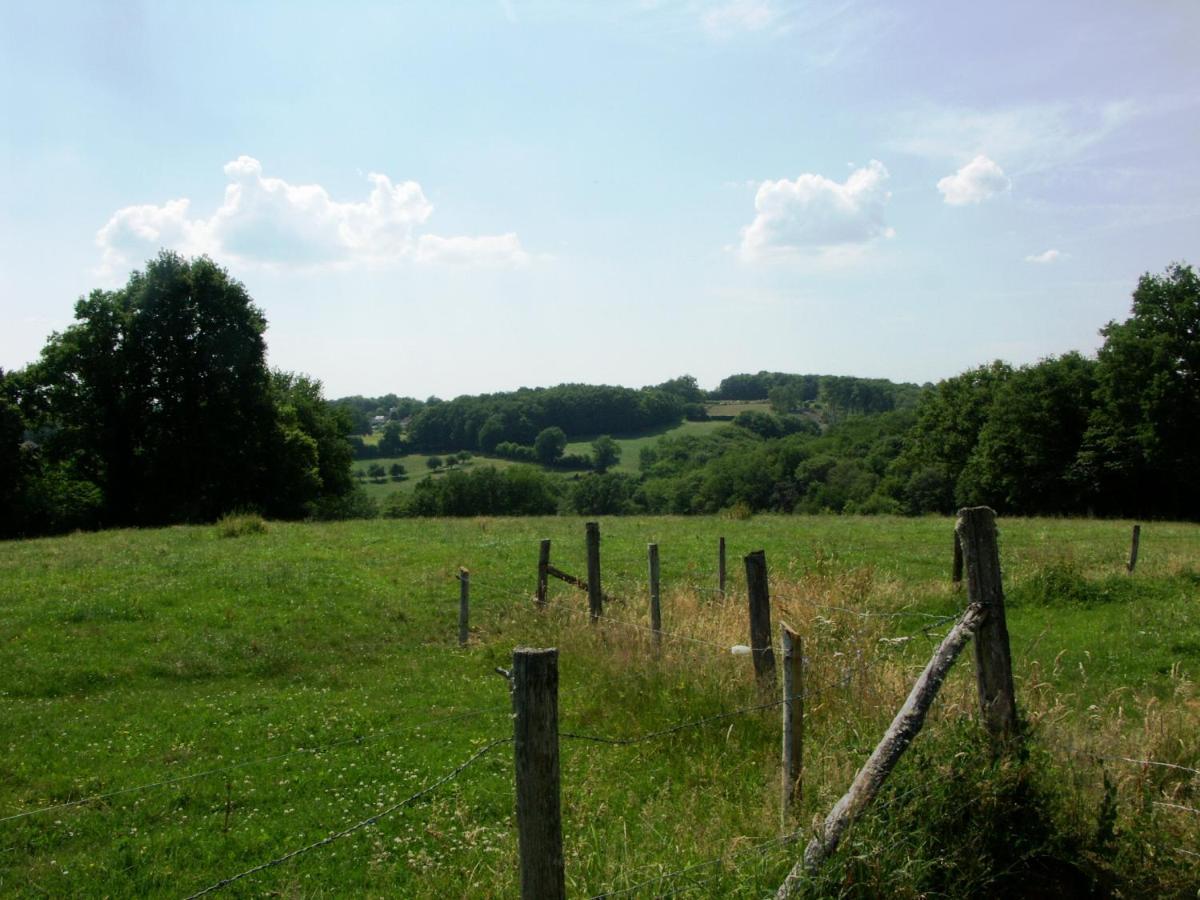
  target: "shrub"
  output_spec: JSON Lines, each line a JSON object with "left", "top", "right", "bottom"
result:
{"left": 216, "top": 511, "right": 268, "bottom": 537}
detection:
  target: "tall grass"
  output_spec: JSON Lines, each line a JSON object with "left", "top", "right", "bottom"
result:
{"left": 0, "top": 516, "right": 1196, "bottom": 896}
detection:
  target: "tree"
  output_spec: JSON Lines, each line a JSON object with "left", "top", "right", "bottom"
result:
{"left": 389, "top": 462, "right": 407, "bottom": 480}
{"left": 378, "top": 421, "right": 405, "bottom": 456}
{"left": 1075, "top": 262, "right": 1200, "bottom": 517}
{"left": 956, "top": 353, "right": 1097, "bottom": 514}
{"left": 427, "top": 455, "right": 443, "bottom": 470}
{"left": 534, "top": 426, "right": 567, "bottom": 465}
{"left": 591, "top": 435, "right": 621, "bottom": 473}
{"left": 27, "top": 251, "right": 352, "bottom": 526}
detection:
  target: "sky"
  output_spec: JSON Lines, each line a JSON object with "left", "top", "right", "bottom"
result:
{"left": 2, "top": 1, "right": 1199, "bottom": 400}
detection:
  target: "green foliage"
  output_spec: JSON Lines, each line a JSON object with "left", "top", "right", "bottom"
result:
{"left": 310, "top": 484, "right": 379, "bottom": 520}
{"left": 591, "top": 434, "right": 621, "bottom": 473}
{"left": 426, "top": 455, "right": 443, "bottom": 470}
{"left": 406, "top": 382, "right": 684, "bottom": 453}
{"left": 533, "top": 425, "right": 567, "bottom": 464}
{"left": 215, "top": 511, "right": 268, "bottom": 538}
{"left": 388, "top": 465, "right": 559, "bottom": 516}
{"left": 9, "top": 252, "right": 354, "bottom": 533}
{"left": 1076, "top": 262, "right": 1200, "bottom": 517}
{"left": 565, "top": 472, "right": 639, "bottom": 514}
{"left": 377, "top": 421, "right": 405, "bottom": 456}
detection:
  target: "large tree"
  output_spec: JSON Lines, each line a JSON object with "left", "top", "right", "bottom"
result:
{"left": 29, "top": 251, "right": 350, "bottom": 525}
{"left": 1074, "top": 262, "right": 1200, "bottom": 517}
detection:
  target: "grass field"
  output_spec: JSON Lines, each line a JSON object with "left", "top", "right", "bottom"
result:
{"left": 705, "top": 399, "right": 774, "bottom": 418}
{"left": 353, "top": 419, "right": 733, "bottom": 503}
{"left": 1, "top": 515, "right": 1198, "bottom": 897}
{"left": 563, "top": 419, "right": 728, "bottom": 474}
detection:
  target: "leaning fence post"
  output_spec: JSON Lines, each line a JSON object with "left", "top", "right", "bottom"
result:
{"left": 744, "top": 550, "right": 776, "bottom": 683}
{"left": 512, "top": 647, "right": 565, "bottom": 900}
{"left": 952, "top": 532, "right": 963, "bottom": 587}
{"left": 718, "top": 536, "right": 727, "bottom": 599}
{"left": 1127, "top": 524, "right": 1141, "bottom": 573}
{"left": 586, "top": 521, "right": 602, "bottom": 622}
{"left": 537, "top": 539, "right": 551, "bottom": 607}
{"left": 458, "top": 568, "right": 470, "bottom": 647}
{"left": 781, "top": 623, "right": 803, "bottom": 827}
{"left": 648, "top": 543, "right": 662, "bottom": 650}
{"left": 955, "top": 507, "right": 1018, "bottom": 743}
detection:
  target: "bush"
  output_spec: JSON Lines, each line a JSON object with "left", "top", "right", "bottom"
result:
{"left": 310, "top": 486, "right": 379, "bottom": 521}
{"left": 216, "top": 511, "right": 268, "bottom": 537}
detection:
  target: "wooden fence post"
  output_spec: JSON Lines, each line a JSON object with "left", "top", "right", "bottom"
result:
{"left": 744, "top": 550, "right": 776, "bottom": 682}
{"left": 586, "top": 522, "right": 602, "bottom": 622}
{"left": 512, "top": 647, "right": 565, "bottom": 900}
{"left": 952, "top": 533, "right": 963, "bottom": 587}
{"left": 458, "top": 568, "right": 470, "bottom": 647}
{"left": 776, "top": 602, "right": 987, "bottom": 896}
{"left": 718, "top": 536, "right": 727, "bottom": 599}
{"left": 537, "top": 539, "right": 551, "bottom": 607}
{"left": 1127, "top": 524, "right": 1141, "bottom": 573}
{"left": 781, "top": 623, "right": 803, "bottom": 827}
{"left": 648, "top": 543, "right": 662, "bottom": 650}
{"left": 955, "top": 507, "right": 1018, "bottom": 742}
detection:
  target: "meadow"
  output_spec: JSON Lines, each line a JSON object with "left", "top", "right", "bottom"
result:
{"left": 1, "top": 515, "right": 1197, "bottom": 897}
{"left": 354, "top": 419, "right": 729, "bottom": 502}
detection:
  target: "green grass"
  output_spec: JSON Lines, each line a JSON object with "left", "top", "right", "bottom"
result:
{"left": 1, "top": 516, "right": 1198, "bottom": 897}
{"left": 353, "top": 454, "right": 527, "bottom": 500}
{"left": 354, "top": 420, "right": 732, "bottom": 504}
{"left": 705, "top": 399, "right": 774, "bottom": 417}
{"left": 563, "top": 419, "right": 728, "bottom": 474}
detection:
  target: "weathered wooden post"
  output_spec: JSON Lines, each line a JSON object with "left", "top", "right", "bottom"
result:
{"left": 648, "top": 543, "right": 662, "bottom": 650}
{"left": 955, "top": 506, "right": 1018, "bottom": 742}
{"left": 718, "top": 536, "right": 727, "bottom": 598}
{"left": 586, "top": 522, "right": 602, "bottom": 622}
{"left": 744, "top": 550, "right": 776, "bottom": 682}
{"left": 537, "top": 539, "right": 551, "bottom": 607}
{"left": 952, "top": 532, "right": 964, "bottom": 587}
{"left": 781, "top": 623, "right": 803, "bottom": 826}
{"left": 1127, "top": 524, "right": 1141, "bottom": 573}
{"left": 512, "top": 648, "right": 565, "bottom": 900}
{"left": 458, "top": 568, "right": 470, "bottom": 647}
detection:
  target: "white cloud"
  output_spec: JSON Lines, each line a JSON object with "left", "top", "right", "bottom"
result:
{"left": 702, "top": 0, "right": 776, "bottom": 36}
{"left": 891, "top": 101, "right": 1137, "bottom": 175}
{"left": 96, "top": 156, "right": 526, "bottom": 274}
{"left": 1024, "top": 249, "right": 1063, "bottom": 264}
{"left": 738, "top": 160, "right": 894, "bottom": 261}
{"left": 936, "top": 155, "right": 1011, "bottom": 205}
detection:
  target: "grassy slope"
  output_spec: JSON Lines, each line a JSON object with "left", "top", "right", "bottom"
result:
{"left": 354, "top": 419, "right": 731, "bottom": 503}
{"left": 1, "top": 516, "right": 1198, "bottom": 897}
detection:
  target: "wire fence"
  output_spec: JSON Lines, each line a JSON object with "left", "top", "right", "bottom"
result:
{"left": 0, "top": 706, "right": 509, "bottom": 825}
{"left": 6, "top": 524, "right": 1194, "bottom": 897}
{"left": 183, "top": 736, "right": 512, "bottom": 899}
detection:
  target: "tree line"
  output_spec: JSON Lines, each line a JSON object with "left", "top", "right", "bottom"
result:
{"left": 4, "top": 253, "right": 1195, "bottom": 534}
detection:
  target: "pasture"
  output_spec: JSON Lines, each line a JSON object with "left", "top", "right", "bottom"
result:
{"left": 1, "top": 515, "right": 1197, "bottom": 897}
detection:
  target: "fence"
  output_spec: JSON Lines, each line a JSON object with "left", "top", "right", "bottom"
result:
{"left": 5, "top": 514, "right": 1191, "bottom": 897}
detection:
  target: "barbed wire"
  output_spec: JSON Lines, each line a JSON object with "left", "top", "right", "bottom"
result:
{"left": 1097, "top": 755, "right": 1200, "bottom": 778}
{"left": 183, "top": 736, "right": 512, "bottom": 899}
{"left": 0, "top": 706, "right": 508, "bottom": 825}
{"left": 1155, "top": 801, "right": 1200, "bottom": 816}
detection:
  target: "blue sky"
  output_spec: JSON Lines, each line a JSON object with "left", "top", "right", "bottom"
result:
{"left": 2, "top": 1, "right": 1198, "bottom": 398}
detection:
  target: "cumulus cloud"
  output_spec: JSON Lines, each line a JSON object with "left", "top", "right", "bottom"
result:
{"left": 738, "top": 160, "right": 894, "bottom": 261}
{"left": 936, "top": 155, "right": 1011, "bottom": 205}
{"left": 96, "top": 156, "right": 527, "bottom": 273}
{"left": 1025, "top": 249, "right": 1063, "bottom": 264}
